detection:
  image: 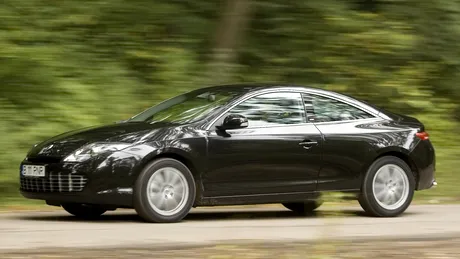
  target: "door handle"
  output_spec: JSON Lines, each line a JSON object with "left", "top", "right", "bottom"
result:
{"left": 299, "top": 141, "right": 318, "bottom": 145}
{"left": 298, "top": 141, "right": 318, "bottom": 149}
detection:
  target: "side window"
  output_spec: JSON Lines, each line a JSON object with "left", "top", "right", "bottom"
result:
{"left": 226, "top": 92, "right": 307, "bottom": 128}
{"left": 302, "top": 94, "right": 375, "bottom": 122}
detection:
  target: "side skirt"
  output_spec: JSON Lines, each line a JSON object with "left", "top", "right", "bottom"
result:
{"left": 196, "top": 189, "right": 361, "bottom": 207}
{"left": 197, "top": 191, "right": 321, "bottom": 207}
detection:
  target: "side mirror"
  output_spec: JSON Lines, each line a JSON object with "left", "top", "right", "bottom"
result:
{"left": 217, "top": 114, "right": 248, "bottom": 130}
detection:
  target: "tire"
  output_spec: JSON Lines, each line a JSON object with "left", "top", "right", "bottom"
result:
{"left": 62, "top": 203, "right": 107, "bottom": 219}
{"left": 134, "top": 158, "right": 196, "bottom": 223}
{"left": 358, "top": 156, "right": 415, "bottom": 217}
{"left": 282, "top": 199, "right": 323, "bottom": 214}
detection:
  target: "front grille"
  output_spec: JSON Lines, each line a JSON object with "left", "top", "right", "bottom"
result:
{"left": 20, "top": 173, "right": 88, "bottom": 193}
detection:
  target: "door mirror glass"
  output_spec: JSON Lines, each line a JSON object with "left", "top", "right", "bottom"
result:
{"left": 218, "top": 114, "right": 248, "bottom": 130}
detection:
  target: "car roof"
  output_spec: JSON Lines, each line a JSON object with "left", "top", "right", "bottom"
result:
{"left": 197, "top": 83, "right": 349, "bottom": 99}
{"left": 197, "top": 83, "right": 330, "bottom": 94}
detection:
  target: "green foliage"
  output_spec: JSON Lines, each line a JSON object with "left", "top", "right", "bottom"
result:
{"left": 1, "top": 0, "right": 459, "bottom": 203}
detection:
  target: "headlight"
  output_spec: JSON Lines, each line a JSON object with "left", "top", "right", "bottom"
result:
{"left": 63, "top": 142, "right": 132, "bottom": 162}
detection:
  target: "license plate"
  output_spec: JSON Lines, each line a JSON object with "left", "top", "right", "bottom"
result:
{"left": 22, "top": 165, "right": 46, "bottom": 177}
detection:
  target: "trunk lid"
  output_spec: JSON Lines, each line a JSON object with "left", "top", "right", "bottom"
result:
{"left": 384, "top": 110, "right": 425, "bottom": 131}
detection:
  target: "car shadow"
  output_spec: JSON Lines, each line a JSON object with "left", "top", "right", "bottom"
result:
{"left": 184, "top": 209, "right": 361, "bottom": 221}
{"left": 17, "top": 213, "right": 142, "bottom": 223}
{"left": 13, "top": 207, "right": 410, "bottom": 223}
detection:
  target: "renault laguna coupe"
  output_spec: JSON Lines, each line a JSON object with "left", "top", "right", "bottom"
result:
{"left": 20, "top": 84, "right": 436, "bottom": 223}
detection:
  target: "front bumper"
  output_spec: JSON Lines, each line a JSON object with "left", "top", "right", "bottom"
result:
{"left": 19, "top": 155, "right": 139, "bottom": 208}
{"left": 21, "top": 189, "right": 133, "bottom": 207}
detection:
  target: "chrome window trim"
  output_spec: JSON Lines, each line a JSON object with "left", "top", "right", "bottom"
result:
{"left": 207, "top": 117, "right": 383, "bottom": 133}
{"left": 204, "top": 87, "right": 388, "bottom": 130}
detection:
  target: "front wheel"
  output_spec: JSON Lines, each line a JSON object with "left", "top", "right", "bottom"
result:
{"left": 62, "top": 203, "right": 107, "bottom": 219}
{"left": 134, "top": 158, "right": 196, "bottom": 223}
{"left": 358, "top": 156, "right": 415, "bottom": 217}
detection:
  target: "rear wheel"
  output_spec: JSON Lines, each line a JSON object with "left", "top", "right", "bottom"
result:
{"left": 134, "top": 158, "right": 196, "bottom": 223}
{"left": 358, "top": 156, "right": 415, "bottom": 217}
{"left": 282, "top": 199, "right": 323, "bottom": 214}
{"left": 62, "top": 203, "right": 107, "bottom": 219}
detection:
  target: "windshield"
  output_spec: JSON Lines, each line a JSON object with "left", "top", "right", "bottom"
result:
{"left": 128, "top": 89, "right": 241, "bottom": 124}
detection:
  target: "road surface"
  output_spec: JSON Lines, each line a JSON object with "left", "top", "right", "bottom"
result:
{"left": 0, "top": 204, "right": 457, "bottom": 250}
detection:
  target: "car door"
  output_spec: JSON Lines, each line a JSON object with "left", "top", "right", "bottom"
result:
{"left": 301, "top": 92, "right": 384, "bottom": 191}
{"left": 203, "top": 91, "right": 323, "bottom": 197}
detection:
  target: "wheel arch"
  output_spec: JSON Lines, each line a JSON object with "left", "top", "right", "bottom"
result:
{"left": 362, "top": 147, "right": 420, "bottom": 190}
{"left": 138, "top": 149, "right": 204, "bottom": 206}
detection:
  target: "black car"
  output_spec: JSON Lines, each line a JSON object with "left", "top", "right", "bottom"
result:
{"left": 20, "top": 84, "right": 436, "bottom": 223}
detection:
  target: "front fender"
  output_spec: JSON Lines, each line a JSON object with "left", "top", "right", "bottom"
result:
{"left": 126, "top": 138, "right": 206, "bottom": 178}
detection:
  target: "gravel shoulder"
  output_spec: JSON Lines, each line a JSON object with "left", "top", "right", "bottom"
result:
{"left": 2, "top": 238, "right": 459, "bottom": 259}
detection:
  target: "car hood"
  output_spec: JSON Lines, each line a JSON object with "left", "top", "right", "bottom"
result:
{"left": 27, "top": 121, "right": 175, "bottom": 159}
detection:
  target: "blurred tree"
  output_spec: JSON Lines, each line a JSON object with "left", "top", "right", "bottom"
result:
{"left": 206, "top": 0, "right": 253, "bottom": 84}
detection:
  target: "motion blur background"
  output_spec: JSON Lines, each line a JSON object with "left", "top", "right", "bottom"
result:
{"left": 0, "top": 0, "right": 458, "bottom": 205}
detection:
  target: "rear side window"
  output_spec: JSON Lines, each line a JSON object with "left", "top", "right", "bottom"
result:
{"left": 302, "top": 94, "right": 375, "bottom": 122}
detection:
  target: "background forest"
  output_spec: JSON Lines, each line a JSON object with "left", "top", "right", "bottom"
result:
{"left": 1, "top": 0, "right": 459, "bottom": 204}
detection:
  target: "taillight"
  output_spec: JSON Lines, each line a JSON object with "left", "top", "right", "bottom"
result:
{"left": 416, "top": 131, "right": 429, "bottom": 140}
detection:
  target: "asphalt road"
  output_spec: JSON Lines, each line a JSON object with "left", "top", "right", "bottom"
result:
{"left": 0, "top": 204, "right": 457, "bottom": 251}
